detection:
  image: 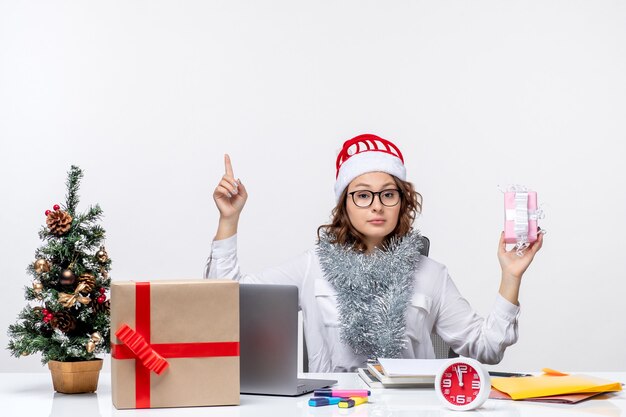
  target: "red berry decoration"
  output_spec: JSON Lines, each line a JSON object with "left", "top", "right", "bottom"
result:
{"left": 45, "top": 210, "right": 51, "bottom": 216}
{"left": 42, "top": 309, "right": 49, "bottom": 315}
{"left": 53, "top": 204, "right": 60, "bottom": 211}
{"left": 99, "top": 287, "right": 106, "bottom": 294}
{"left": 97, "top": 295, "right": 106, "bottom": 304}
{"left": 43, "top": 315, "right": 51, "bottom": 323}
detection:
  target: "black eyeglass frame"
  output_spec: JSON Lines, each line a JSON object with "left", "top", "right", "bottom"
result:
{"left": 347, "top": 189, "right": 402, "bottom": 208}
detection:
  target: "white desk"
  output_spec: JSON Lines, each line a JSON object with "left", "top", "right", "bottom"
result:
{"left": 1, "top": 372, "right": 625, "bottom": 417}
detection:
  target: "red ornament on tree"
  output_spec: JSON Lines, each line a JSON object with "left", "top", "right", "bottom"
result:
{"left": 97, "top": 295, "right": 106, "bottom": 304}
{"left": 45, "top": 210, "right": 51, "bottom": 216}
{"left": 42, "top": 309, "right": 49, "bottom": 316}
{"left": 53, "top": 204, "right": 60, "bottom": 211}
{"left": 99, "top": 287, "right": 106, "bottom": 294}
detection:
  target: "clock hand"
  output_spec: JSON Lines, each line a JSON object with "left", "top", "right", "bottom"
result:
{"left": 455, "top": 366, "right": 464, "bottom": 387}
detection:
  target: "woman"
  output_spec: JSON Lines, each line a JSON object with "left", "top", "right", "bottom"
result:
{"left": 204, "top": 134, "right": 543, "bottom": 372}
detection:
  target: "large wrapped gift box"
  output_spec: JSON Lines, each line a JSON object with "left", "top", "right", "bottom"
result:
{"left": 110, "top": 280, "right": 239, "bottom": 409}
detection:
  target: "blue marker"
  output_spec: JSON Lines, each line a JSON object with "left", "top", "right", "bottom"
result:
{"left": 308, "top": 396, "right": 344, "bottom": 407}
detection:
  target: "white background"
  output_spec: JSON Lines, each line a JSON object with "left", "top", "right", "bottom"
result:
{"left": 1, "top": 0, "right": 625, "bottom": 373}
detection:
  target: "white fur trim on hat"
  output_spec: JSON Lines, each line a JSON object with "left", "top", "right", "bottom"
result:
{"left": 334, "top": 151, "right": 406, "bottom": 202}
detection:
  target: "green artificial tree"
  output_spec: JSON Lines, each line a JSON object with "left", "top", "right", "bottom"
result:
{"left": 8, "top": 166, "right": 111, "bottom": 363}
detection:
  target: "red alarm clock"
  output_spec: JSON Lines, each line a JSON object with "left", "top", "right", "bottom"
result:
{"left": 435, "top": 357, "right": 491, "bottom": 411}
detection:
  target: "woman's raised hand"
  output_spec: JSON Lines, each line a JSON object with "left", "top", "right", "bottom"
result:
{"left": 213, "top": 154, "right": 248, "bottom": 221}
{"left": 497, "top": 231, "right": 543, "bottom": 281}
{"left": 496, "top": 231, "right": 543, "bottom": 305}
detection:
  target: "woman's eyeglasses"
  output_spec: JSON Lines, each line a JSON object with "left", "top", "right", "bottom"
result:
{"left": 348, "top": 189, "right": 401, "bottom": 208}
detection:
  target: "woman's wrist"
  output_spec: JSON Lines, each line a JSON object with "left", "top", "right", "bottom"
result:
{"left": 215, "top": 216, "right": 240, "bottom": 240}
{"left": 498, "top": 272, "right": 522, "bottom": 306}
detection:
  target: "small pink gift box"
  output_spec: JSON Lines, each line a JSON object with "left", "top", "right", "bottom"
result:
{"left": 504, "top": 191, "right": 538, "bottom": 244}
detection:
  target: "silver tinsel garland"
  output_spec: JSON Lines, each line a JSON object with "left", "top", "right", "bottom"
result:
{"left": 316, "top": 231, "right": 423, "bottom": 359}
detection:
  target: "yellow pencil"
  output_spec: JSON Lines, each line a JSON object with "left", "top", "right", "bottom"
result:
{"left": 338, "top": 396, "right": 368, "bottom": 408}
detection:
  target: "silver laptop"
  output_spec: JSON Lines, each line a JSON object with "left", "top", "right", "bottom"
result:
{"left": 239, "top": 284, "right": 337, "bottom": 396}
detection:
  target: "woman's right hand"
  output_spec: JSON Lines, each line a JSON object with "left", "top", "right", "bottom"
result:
{"left": 213, "top": 154, "right": 248, "bottom": 221}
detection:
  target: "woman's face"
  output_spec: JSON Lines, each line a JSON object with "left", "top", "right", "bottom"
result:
{"left": 346, "top": 172, "right": 401, "bottom": 251}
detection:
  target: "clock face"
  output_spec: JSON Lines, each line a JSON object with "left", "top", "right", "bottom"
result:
{"left": 435, "top": 358, "right": 490, "bottom": 411}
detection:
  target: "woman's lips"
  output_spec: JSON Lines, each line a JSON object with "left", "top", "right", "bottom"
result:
{"left": 368, "top": 219, "right": 386, "bottom": 225}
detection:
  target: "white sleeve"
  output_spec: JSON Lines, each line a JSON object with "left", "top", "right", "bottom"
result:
{"left": 203, "top": 233, "right": 310, "bottom": 296}
{"left": 204, "top": 234, "right": 242, "bottom": 281}
{"left": 434, "top": 272, "right": 520, "bottom": 364}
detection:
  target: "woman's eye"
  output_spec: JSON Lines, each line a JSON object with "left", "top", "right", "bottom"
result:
{"left": 357, "top": 193, "right": 370, "bottom": 199}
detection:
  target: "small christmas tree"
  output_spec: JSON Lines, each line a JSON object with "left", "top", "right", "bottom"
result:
{"left": 7, "top": 166, "right": 111, "bottom": 363}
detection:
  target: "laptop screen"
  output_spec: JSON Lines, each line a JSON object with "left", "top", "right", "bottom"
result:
{"left": 239, "top": 284, "right": 300, "bottom": 394}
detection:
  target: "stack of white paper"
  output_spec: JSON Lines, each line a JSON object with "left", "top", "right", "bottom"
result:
{"left": 378, "top": 358, "right": 449, "bottom": 377}
{"left": 358, "top": 358, "right": 449, "bottom": 388}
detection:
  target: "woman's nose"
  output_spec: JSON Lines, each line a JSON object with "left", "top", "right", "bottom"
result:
{"left": 371, "top": 198, "right": 384, "bottom": 212}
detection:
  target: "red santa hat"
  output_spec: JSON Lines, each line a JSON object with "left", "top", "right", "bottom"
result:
{"left": 334, "top": 134, "right": 406, "bottom": 202}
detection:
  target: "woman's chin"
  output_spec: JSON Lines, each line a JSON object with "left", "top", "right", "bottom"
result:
{"left": 361, "top": 227, "right": 393, "bottom": 240}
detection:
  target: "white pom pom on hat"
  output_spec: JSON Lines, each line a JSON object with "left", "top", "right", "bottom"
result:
{"left": 334, "top": 134, "right": 406, "bottom": 202}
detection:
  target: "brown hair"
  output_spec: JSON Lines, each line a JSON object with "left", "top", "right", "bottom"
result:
{"left": 317, "top": 176, "right": 422, "bottom": 252}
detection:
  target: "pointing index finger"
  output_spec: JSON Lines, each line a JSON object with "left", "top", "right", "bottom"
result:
{"left": 224, "top": 154, "right": 234, "bottom": 178}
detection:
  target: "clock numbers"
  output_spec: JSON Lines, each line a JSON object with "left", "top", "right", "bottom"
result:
{"left": 439, "top": 363, "right": 480, "bottom": 406}
{"left": 436, "top": 358, "right": 491, "bottom": 411}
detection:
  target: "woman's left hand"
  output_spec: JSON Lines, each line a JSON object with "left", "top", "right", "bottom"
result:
{"left": 497, "top": 231, "right": 543, "bottom": 305}
{"left": 497, "top": 231, "right": 543, "bottom": 280}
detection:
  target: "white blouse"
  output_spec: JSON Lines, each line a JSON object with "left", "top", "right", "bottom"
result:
{"left": 204, "top": 234, "right": 520, "bottom": 372}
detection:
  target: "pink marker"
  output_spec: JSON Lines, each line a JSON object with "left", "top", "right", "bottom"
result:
{"left": 313, "top": 389, "right": 371, "bottom": 397}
